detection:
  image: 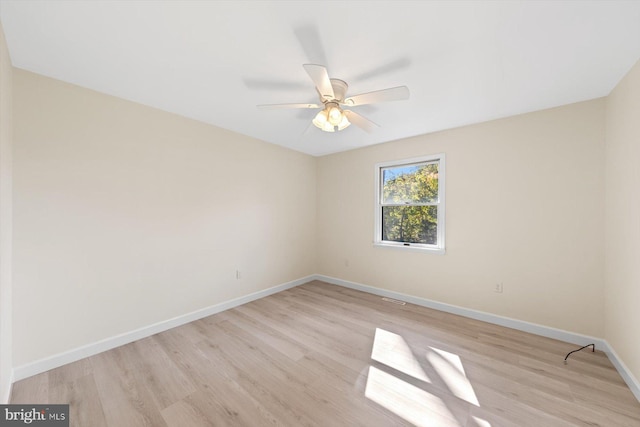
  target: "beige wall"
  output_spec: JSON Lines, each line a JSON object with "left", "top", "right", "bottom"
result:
{"left": 12, "top": 70, "right": 316, "bottom": 367}
{"left": 317, "top": 99, "right": 606, "bottom": 337}
{"left": 0, "top": 21, "right": 13, "bottom": 403}
{"left": 605, "top": 59, "right": 640, "bottom": 384}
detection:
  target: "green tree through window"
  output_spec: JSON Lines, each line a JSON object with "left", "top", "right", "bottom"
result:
{"left": 376, "top": 155, "right": 445, "bottom": 251}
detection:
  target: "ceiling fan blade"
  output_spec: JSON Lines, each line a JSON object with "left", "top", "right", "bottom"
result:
{"left": 303, "top": 64, "right": 335, "bottom": 101}
{"left": 257, "top": 103, "right": 320, "bottom": 110}
{"left": 344, "top": 110, "right": 379, "bottom": 133}
{"left": 343, "top": 86, "right": 409, "bottom": 106}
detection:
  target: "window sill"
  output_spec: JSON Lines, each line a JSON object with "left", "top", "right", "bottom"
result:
{"left": 373, "top": 242, "right": 446, "bottom": 255}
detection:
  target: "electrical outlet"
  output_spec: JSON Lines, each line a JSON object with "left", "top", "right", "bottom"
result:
{"left": 236, "top": 270, "right": 241, "bottom": 280}
{"left": 344, "top": 259, "right": 349, "bottom": 267}
{"left": 495, "top": 282, "right": 503, "bottom": 293}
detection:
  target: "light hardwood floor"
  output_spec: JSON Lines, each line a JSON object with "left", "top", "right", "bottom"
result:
{"left": 10, "top": 281, "right": 640, "bottom": 426}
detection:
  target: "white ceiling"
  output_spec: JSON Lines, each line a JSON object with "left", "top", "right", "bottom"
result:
{"left": 1, "top": 1, "right": 639, "bottom": 156}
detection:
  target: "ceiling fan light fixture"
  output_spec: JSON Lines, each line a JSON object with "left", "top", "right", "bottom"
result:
{"left": 313, "top": 104, "right": 347, "bottom": 132}
{"left": 337, "top": 114, "right": 351, "bottom": 131}
{"left": 321, "top": 121, "right": 335, "bottom": 132}
{"left": 312, "top": 109, "right": 328, "bottom": 127}
{"left": 328, "top": 106, "right": 343, "bottom": 126}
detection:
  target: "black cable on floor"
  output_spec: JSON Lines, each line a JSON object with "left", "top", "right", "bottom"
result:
{"left": 564, "top": 343, "right": 595, "bottom": 364}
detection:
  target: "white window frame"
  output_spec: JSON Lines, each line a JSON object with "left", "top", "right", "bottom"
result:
{"left": 374, "top": 153, "right": 445, "bottom": 254}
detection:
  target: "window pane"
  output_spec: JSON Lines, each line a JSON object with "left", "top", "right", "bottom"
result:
{"left": 382, "top": 206, "right": 438, "bottom": 245}
{"left": 381, "top": 163, "right": 439, "bottom": 204}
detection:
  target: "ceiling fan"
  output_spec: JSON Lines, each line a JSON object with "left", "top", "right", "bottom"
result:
{"left": 257, "top": 64, "right": 410, "bottom": 133}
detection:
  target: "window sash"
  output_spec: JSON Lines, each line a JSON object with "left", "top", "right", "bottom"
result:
{"left": 379, "top": 160, "right": 440, "bottom": 205}
{"left": 381, "top": 202, "right": 439, "bottom": 207}
{"left": 374, "top": 154, "right": 445, "bottom": 253}
{"left": 381, "top": 205, "right": 439, "bottom": 246}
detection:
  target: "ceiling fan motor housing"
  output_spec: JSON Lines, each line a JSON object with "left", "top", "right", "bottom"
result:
{"left": 328, "top": 78, "right": 348, "bottom": 102}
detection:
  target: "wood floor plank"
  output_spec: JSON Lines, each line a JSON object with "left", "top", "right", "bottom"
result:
{"left": 213, "top": 308, "right": 309, "bottom": 362}
{"left": 10, "top": 372, "right": 49, "bottom": 404}
{"left": 49, "top": 373, "right": 108, "bottom": 427}
{"left": 9, "top": 280, "right": 640, "bottom": 426}
{"left": 194, "top": 334, "right": 321, "bottom": 427}
{"left": 89, "top": 346, "right": 169, "bottom": 427}
{"left": 155, "top": 328, "right": 288, "bottom": 426}
{"left": 48, "top": 358, "right": 93, "bottom": 390}
{"left": 127, "top": 336, "right": 197, "bottom": 410}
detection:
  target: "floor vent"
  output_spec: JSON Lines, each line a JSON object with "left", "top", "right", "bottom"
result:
{"left": 382, "top": 297, "right": 406, "bottom": 305}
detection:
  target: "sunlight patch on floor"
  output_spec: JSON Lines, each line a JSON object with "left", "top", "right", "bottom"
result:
{"left": 365, "top": 328, "right": 487, "bottom": 425}
{"left": 365, "top": 365, "right": 461, "bottom": 427}
{"left": 470, "top": 415, "right": 492, "bottom": 427}
{"left": 371, "top": 328, "right": 431, "bottom": 383}
{"left": 427, "top": 346, "right": 480, "bottom": 406}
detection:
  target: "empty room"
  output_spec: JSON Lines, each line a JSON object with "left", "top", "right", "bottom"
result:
{"left": 1, "top": 1, "right": 640, "bottom": 426}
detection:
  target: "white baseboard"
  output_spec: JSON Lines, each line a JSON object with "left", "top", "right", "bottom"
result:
{"left": 314, "top": 274, "right": 640, "bottom": 403}
{"left": 12, "top": 275, "right": 313, "bottom": 382}
{"left": 601, "top": 340, "right": 640, "bottom": 402}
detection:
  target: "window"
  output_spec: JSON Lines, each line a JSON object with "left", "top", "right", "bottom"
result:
{"left": 374, "top": 154, "right": 445, "bottom": 253}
